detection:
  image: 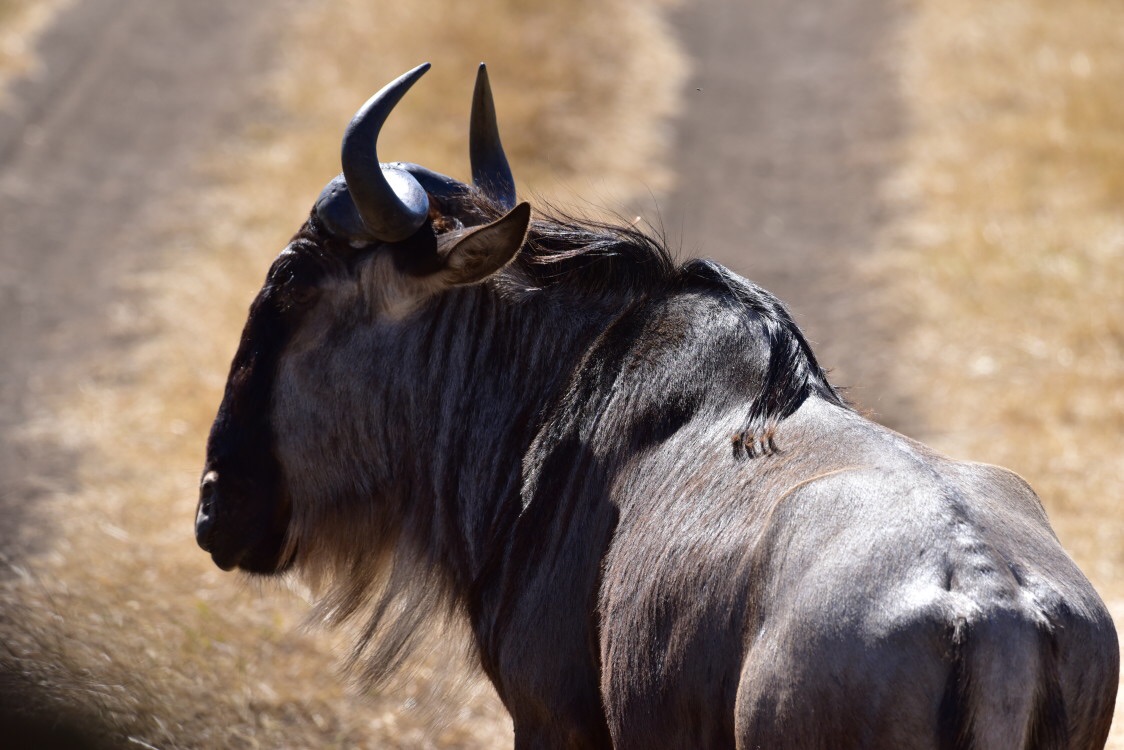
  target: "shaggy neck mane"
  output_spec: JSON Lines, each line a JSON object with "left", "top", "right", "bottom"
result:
{"left": 503, "top": 203, "right": 848, "bottom": 446}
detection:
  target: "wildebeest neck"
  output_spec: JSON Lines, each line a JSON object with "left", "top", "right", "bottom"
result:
{"left": 382, "top": 213, "right": 848, "bottom": 584}
{"left": 267, "top": 208, "right": 848, "bottom": 686}
{"left": 388, "top": 282, "right": 619, "bottom": 579}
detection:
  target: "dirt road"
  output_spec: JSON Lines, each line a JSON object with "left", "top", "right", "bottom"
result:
{"left": 0, "top": 0, "right": 285, "bottom": 556}
{"left": 665, "top": 0, "right": 909, "bottom": 431}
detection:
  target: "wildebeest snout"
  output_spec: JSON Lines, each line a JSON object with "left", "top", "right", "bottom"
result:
{"left": 194, "top": 470, "right": 220, "bottom": 554}
{"left": 192, "top": 465, "right": 293, "bottom": 574}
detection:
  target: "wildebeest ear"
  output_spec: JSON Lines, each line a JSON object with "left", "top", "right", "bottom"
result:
{"left": 436, "top": 202, "right": 531, "bottom": 285}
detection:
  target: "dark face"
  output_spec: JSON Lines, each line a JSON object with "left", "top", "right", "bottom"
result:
{"left": 195, "top": 226, "right": 338, "bottom": 574}
{"left": 194, "top": 203, "right": 531, "bottom": 574}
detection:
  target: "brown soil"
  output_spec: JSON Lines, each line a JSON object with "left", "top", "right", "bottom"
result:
{"left": 664, "top": 0, "right": 910, "bottom": 432}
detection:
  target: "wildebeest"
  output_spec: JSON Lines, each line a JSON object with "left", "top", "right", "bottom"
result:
{"left": 195, "top": 63, "right": 1119, "bottom": 748}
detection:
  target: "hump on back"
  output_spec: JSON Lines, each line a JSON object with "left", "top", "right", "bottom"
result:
{"left": 194, "top": 63, "right": 1119, "bottom": 749}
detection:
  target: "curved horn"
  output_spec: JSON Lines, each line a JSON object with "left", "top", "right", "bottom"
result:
{"left": 391, "top": 162, "right": 468, "bottom": 198}
{"left": 470, "top": 63, "right": 517, "bottom": 209}
{"left": 341, "top": 63, "right": 431, "bottom": 242}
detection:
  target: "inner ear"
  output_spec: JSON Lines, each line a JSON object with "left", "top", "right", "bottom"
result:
{"left": 436, "top": 202, "right": 531, "bottom": 285}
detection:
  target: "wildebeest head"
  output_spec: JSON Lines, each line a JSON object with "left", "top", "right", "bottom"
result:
{"left": 194, "top": 63, "right": 531, "bottom": 574}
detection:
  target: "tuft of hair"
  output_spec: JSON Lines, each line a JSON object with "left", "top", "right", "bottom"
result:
{"left": 682, "top": 259, "right": 847, "bottom": 457}
{"left": 518, "top": 209, "right": 677, "bottom": 296}
{"left": 282, "top": 481, "right": 461, "bottom": 689}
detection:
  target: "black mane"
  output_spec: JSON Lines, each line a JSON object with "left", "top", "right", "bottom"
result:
{"left": 680, "top": 257, "right": 848, "bottom": 455}
{"left": 520, "top": 212, "right": 678, "bottom": 296}
{"left": 462, "top": 197, "right": 850, "bottom": 456}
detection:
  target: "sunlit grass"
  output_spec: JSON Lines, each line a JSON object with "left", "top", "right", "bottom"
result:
{"left": 0, "top": 0, "right": 70, "bottom": 100}
{"left": 271, "top": 0, "right": 687, "bottom": 219}
{"left": 883, "top": 0, "right": 1124, "bottom": 741}
{"left": 0, "top": 0, "right": 684, "bottom": 746}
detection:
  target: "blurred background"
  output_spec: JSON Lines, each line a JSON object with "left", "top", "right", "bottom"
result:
{"left": 0, "top": 0, "right": 1120, "bottom": 746}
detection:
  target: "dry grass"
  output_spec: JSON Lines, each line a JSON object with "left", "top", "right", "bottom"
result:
{"left": 882, "top": 0, "right": 1124, "bottom": 741}
{"left": 0, "top": 0, "right": 70, "bottom": 100}
{"left": 0, "top": 0, "right": 684, "bottom": 747}
{"left": 274, "top": 0, "right": 686, "bottom": 216}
